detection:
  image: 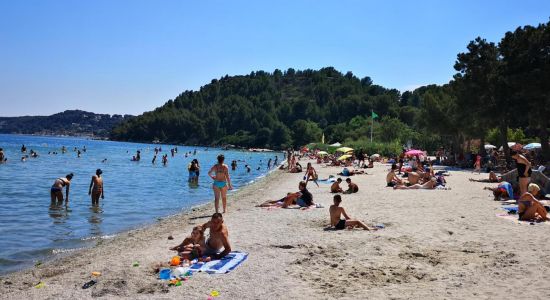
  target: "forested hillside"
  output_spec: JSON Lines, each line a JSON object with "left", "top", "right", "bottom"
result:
{"left": 112, "top": 20, "right": 549, "bottom": 161}
{"left": 111, "top": 67, "right": 438, "bottom": 148}
{"left": 0, "top": 110, "right": 133, "bottom": 137}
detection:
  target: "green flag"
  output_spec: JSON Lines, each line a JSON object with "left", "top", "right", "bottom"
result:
{"left": 371, "top": 111, "right": 379, "bottom": 119}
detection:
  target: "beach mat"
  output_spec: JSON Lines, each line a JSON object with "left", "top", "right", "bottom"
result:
{"left": 186, "top": 251, "right": 248, "bottom": 274}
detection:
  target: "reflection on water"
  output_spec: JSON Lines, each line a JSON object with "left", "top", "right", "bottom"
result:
{"left": 88, "top": 204, "right": 103, "bottom": 236}
{"left": 48, "top": 202, "right": 70, "bottom": 224}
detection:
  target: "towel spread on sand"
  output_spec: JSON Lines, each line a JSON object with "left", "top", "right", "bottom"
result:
{"left": 496, "top": 213, "right": 550, "bottom": 225}
{"left": 185, "top": 251, "right": 248, "bottom": 274}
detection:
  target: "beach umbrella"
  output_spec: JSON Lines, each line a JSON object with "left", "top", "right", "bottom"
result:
{"left": 370, "top": 154, "right": 381, "bottom": 159}
{"left": 484, "top": 144, "right": 496, "bottom": 150}
{"left": 317, "top": 151, "right": 328, "bottom": 156}
{"left": 330, "top": 142, "right": 342, "bottom": 147}
{"left": 405, "top": 149, "right": 424, "bottom": 156}
{"left": 336, "top": 147, "right": 354, "bottom": 153}
{"left": 524, "top": 143, "right": 541, "bottom": 150}
{"left": 337, "top": 154, "right": 352, "bottom": 161}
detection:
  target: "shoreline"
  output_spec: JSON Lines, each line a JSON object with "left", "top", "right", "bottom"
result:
{"left": 2, "top": 161, "right": 550, "bottom": 299}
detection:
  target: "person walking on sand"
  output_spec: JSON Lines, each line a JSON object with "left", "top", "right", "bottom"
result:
{"left": 208, "top": 154, "right": 232, "bottom": 213}
{"left": 88, "top": 169, "right": 104, "bottom": 205}
{"left": 329, "top": 195, "right": 373, "bottom": 230}
{"left": 51, "top": 173, "right": 73, "bottom": 204}
{"left": 304, "top": 162, "right": 319, "bottom": 187}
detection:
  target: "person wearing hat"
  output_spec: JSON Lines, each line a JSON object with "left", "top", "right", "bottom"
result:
{"left": 89, "top": 169, "right": 104, "bottom": 205}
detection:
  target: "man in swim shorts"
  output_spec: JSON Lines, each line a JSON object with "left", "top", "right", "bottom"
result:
{"left": 386, "top": 164, "right": 403, "bottom": 187}
{"left": 200, "top": 213, "right": 231, "bottom": 259}
{"left": 329, "top": 195, "right": 373, "bottom": 230}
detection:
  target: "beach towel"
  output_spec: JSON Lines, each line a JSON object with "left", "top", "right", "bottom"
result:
{"left": 184, "top": 251, "right": 248, "bottom": 274}
{"left": 495, "top": 213, "right": 550, "bottom": 225}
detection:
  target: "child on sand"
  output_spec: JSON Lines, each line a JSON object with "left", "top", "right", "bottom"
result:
{"left": 329, "top": 195, "right": 373, "bottom": 230}
{"left": 169, "top": 226, "right": 206, "bottom": 261}
{"left": 344, "top": 178, "right": 359, "bottom": 194}
{"left": 331, "top": 178, "right": 344, "bottom": 193}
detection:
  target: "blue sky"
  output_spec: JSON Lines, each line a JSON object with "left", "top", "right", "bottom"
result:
{"left": 1, "top": 0, "right": 549, "bottom": 116}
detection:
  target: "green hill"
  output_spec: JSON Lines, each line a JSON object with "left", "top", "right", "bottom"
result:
{"left": 0, "top": 110, "right": 133, "bottom": 137}
{"left": 111, "top": 67, "right": 429, "bottom": 149}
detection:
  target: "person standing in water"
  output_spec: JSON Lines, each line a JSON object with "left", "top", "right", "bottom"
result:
{"left": 88, "top": 169, "right": 104, "bottom": 205}
{"left": 51, "top": 173, "right": 73, "bottom": 204}
{"left": 267, "top": 158, "right": 272, "bottom": 169}
{"left": 208, "top": 154, "right": 232, "bottom": 213}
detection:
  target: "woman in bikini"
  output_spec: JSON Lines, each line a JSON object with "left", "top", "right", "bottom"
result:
{"left": 51, "top": 173, "right": 73, "bottom": 203}
{"left": 208, "top": 155, "right": 232, "bottom": 213}
{"left": 304, "top": 162, "right": 319, "bottom": 187}
{"left": 511, "top": 150, "right": 532, "bottom": 196}
{"left": 518, "top": 183, "right": 549, "bottom": 222}
{"left": 88, "top": 169, "right": 104, "bottom": 205}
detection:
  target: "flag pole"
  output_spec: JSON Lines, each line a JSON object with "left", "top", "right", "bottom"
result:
{"left": 370, "top": 110, "right": 373, "bottom": 142}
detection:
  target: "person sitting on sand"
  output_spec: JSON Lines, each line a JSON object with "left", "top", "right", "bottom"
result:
{"left": 394, "top": 177, "right": 436, "bottom": 190}
{"left": 469, "top": 171, "right": 501, "bottom": 183}
{"left": 88, "top": 169, "right": 104, "bottom": 205}
{"left": 51, "top": 173, "right": 73, "bottom": 203}
{"left": 483, "top": 181, "right": 514, "bottom": 200}
{"left": 170, "top": 225, "right": 207, "bottom": 261}
{"left": 329, "top": 195, "right": 373, "bottom": 230}
{"left": 331, "top": 178, "right": 344, "bottom": 193}
{"left": 518, "top": 184, "right": 549, "bottom": 222}
{"left": 386, "top": 164, "right": 403, "bottom": 187}
{"left": 258, "top": 181, "right": 314, "bottom": 208}
{"left": 406, "top": 168, "right": 421, "bottom": 185}
{"left": 200, "top": 213, "right": 231, "bottom": 259}
{"left": 344, "top": 178, "right": 359, "bottom": 194}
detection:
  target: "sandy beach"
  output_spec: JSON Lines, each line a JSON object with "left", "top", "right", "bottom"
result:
{"left": 2, "top": 160, "right": 550, "bottom": 299}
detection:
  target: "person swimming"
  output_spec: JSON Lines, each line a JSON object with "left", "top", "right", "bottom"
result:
{"left": 88, "top": 169, "right": 104, "bottom": 205}
{"left": 51, "top": 173, "right": 73, "bottom": 203}
{"left": 208, "top": 155, "right": 232, "bottom": 213}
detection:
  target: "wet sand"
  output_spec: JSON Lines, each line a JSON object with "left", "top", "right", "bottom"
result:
{"left": 1, "top": 161, "right": 549, "bottom": 299}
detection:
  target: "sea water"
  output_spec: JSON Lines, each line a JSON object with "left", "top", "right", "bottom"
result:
{"left": 0, "top": 134, "right": 281, "bottom": 274}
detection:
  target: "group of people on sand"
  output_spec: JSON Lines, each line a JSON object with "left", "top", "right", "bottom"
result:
{"left": 169, "top": 212, "right": 231, "bottom": 262}
{"left": 259, "top": 152, "right": 374, "bottom": 231}
{"left": 478, "top": 150, "right": 550, "bottom": 222}
{"left": 50, "top": 169, "right": 104, "bottom": 205}
{"left": 386, "top": 163, "right": 443, "bottom": 190}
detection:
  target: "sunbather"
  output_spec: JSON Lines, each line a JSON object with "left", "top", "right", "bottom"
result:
{"left": 518, "top": 184, "right": 549, "bottom": 222}
{"left": 257, "top": 181, "right": 313, "bottom": 208}
{"left": 329, "top": 195, "right": 373, "bottom": 230}
{"left": 394, "top": 177, "right": 436, "bottom": 190}
{"left": 483, "top": 181, "right": 514, "bottom": 200}
{"left": 469, "top": 171, "right": 501, "bottom": 183}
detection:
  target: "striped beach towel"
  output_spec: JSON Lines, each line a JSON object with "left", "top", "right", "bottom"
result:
{"left": 187, "top": 251, "right": 248, "bottom": 274}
